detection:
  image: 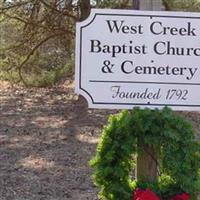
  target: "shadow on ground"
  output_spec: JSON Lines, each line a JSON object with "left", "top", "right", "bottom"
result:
{"left": 0, "top": 81, "right": 116, "bottom": 200}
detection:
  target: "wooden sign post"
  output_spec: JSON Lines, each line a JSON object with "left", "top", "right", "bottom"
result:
{"left": 136, "top": 0, "right": 162, "bottom": 184}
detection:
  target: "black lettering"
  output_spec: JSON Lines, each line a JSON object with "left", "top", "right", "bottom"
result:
{"left": 154, "top": 41, "right": 166, "bottom": 55}
{"left": 121, "top": 60, "right": 134, "bottom": 74}
{"left": 112, "top": 45, "right": 121, "bottom": 57}
{"left": 122, "top": 25, "right": 130, "bottom": 33}
{"left": 102, "top": 45, "right": 110, "bottom": 54}
{"left": 170, "top": 27, "right": 178, "bottom": 35}
{"left": 135, "top": 66, "right": 143, "bottom": 74}
{"left": 90, "top": 40, "right": 101, "bottom": 53}
{"left": 194, "top": 48, "right": 200, "bottom": 56}
{"left": 172, "top": 67, "right": 181, "bottom": 75}
{"left": 188, "top": 22, "right": 196, "bottom": 36}
{"left": 157, "top": 67, "right": 165, "bottom": 75}
{"left": 130, "top": 26, "right": 137, "bottom": 34}
{"left": 179, "top": 27, "right": 187, "bottom": 35}
{"left": 134, "top": 46, "right": 141, "bottom": 54}
{"left": 150, "top": 21, "right": 162, "bottom": 35}
{"left": 111, "top": 86, "right": 120, "bottom": 98}
{"left": 106, "top": 20, "right": 124, "bottom": 33}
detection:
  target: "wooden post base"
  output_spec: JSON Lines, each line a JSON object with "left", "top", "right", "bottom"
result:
{"left": 136, "top": 143, "right": 158, "bottom": 183}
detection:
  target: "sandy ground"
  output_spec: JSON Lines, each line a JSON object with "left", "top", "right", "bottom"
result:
{"left": 0, "top": 80, "right": 199, "bottom": 200}
{"left": 0, "top": 80, "right": 116, "bottom": 200}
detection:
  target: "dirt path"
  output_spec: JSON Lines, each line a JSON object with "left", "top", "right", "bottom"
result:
{"left": 0, "top": 81, "right": 116, "bottom": 200}
{"left": 0, "top": 81, "right": 199, "bottom": 200}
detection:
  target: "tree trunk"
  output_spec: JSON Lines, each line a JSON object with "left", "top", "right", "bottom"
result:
{"left": 79, "top": 0, "right": 91, "bottom": 22}
{"left": 133, "top": 0, "right": 140, "bottom": 10}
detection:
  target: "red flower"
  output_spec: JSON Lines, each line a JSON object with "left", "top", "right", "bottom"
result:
{"left": 170, "top": 193, "right": 190, "bottom": 200}
{"left": 133, "top": 188, "right": 160, "bottom": 200}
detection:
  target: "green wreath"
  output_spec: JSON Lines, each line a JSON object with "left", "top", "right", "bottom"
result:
{"left": 90, "top": 107, "right": 200, "bottom": 200}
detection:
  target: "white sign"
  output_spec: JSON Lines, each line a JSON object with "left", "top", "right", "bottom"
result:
{"left": 75, "top": 9, "right": 200, "bottom": 111}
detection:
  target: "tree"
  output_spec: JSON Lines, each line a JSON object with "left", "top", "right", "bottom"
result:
{"left": 163, "top": 0, "right": 200, "bottom": 11}
{"left": 0, "top": 0, "right": 78, "bottom": 86}
{"left": 0, "top": 0, "right": 132, "bottom": 86}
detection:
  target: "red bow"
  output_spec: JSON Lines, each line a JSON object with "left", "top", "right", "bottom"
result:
{"left": 133, "top": 188, "right": 160, "bottom": 200}
{"left": 132, "top": 188, "right": 190, "bottom": 200}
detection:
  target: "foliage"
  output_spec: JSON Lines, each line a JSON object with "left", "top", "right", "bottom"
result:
{"left": 90, "top": 107, "right": 200, "bottom": 200}
{"left": 163, "top": 0, "right": 200, "bottom": 12}
{"left": 0, "top": 0, "right": 81, "bottom": 86}
{"left": 93, "top": 0, "right": 131, "bottom": 9}
{"left": 0, "top": 0, "right": 132, "bottom": 86}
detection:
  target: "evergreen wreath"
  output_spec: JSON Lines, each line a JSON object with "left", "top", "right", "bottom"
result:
{"left": 90, "top": 107, "right": 200, "bottom": 200}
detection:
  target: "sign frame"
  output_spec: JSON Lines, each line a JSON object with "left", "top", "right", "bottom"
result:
{"left": 75, "top": 9, "right": 200, "bottom": 111}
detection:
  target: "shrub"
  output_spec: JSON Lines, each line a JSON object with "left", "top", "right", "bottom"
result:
{"left": 90, "top": 107, "right": 200, "bottom": 200}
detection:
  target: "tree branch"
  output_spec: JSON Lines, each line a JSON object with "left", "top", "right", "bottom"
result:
{"left": 18, "top": 32, "right": 65, "bottom": 86}
{"left": 2, "top": 12, "right": 75, "bottom": 35}
{"left": 0, "top": 0, "right": 31, "bottom": 11}
{"left": 39, "top": 0, "right": 78, "bottom": 21}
